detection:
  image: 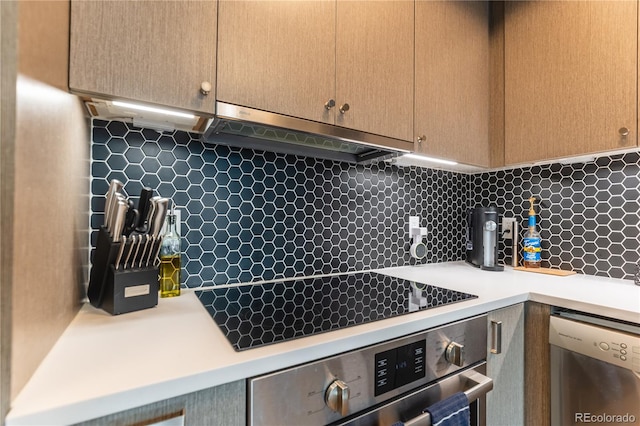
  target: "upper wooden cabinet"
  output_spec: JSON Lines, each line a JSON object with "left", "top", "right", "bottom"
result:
{"left": 217, "top": 0, "right": 414, "bottom": 142}
{"left": 335, "top": 1, "right": 414, "bottom": 141}
{"left": 217, "top": 1, "right": 335, "bottom": 125}
{"left": 504, "top": 1, "right": 638, "bottom": 165}
{"left": 414, "top": 1, "right": 490, "bottom": 167}
{"left": 69, "top": 1, "right": 217, "bottom": 114}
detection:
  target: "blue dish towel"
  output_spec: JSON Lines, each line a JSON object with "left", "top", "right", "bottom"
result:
{"left": 424, "top": 391, "right": 470, "bottom": 426}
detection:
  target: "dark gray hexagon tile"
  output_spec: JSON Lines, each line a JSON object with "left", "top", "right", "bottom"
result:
{"left": 473, "top": 152, "right": 640, "bottom": 279}
{"left": 91, "top": 119, "right": 639, "bottom": 287}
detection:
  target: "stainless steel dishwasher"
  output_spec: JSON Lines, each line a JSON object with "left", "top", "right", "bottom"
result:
{"left": 549, "top": 309, "right": 640, "bottom": 426}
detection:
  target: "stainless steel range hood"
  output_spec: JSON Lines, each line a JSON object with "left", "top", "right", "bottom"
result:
{"left": 202, "top": 102, "right": 414, "bottom": 164}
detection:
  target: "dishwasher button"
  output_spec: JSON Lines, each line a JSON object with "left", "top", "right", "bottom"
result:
{"left": 633, "top": 346, "right": 640, "bottom": 354}
{"left": 599, "top": 342, "right": 610, "bottom": 351}
{"left": 620, "top": 343, "right": 627, "bottom": 349}
{"left": 620, "top": 355, "right": 627, "bottom": 361}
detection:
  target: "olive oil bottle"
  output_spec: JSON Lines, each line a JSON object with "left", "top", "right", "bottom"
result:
{"left": 160, "top": 211, "right": 181, "bottom": 297}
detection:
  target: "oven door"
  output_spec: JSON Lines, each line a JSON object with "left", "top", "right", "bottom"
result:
{"left": 335, "top": 363, "right": 491, "bottom": 426}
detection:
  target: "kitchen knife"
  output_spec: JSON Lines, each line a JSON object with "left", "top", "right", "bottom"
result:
{"left": 138, "top": 197, "right": 161, "bottom": 267}
{"left": 152, "top": 236, "right": 164, "bottom": 267}
{"left": 123, "top": 199, "right": 140, "bottom": 237}
{"left": 150, "top": 198, "right": 169, "bottom": 238}
{"left": 145, "top": 199, "right": 169, "bottom": 266}
{"left": 135, "top": 187, "right": 154, "bottom": 233}
{"left": 109, "top": 194, "right": 126, "bottom": 239}
{"left": 131, "top": 234, "right": 143, "bottom": 269}
{"left": 114, "top": 236, "right": 127, "bottom": 270}
{"left": 104, "top": 179, "right": 123, "bottom": 230}
{"left": 138, "top": 234, "right": 151, "bottom": 268}
{"left": 112, "top": 200, "right": 128, "bottom": 243}
{"left": 123, "top": 234, "right": 137, "bottom": 269}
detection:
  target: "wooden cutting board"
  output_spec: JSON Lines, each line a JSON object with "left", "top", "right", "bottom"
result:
{"left": 513, "top": 266, "right": 576, "bottom": 276}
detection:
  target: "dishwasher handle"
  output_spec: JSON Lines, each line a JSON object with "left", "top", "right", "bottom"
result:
{"left": 403, "top": 370, "right": 494, "bottom": 426}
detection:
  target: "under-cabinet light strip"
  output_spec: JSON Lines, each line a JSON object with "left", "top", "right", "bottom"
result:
{"left": 111, "top": 100, "right": 196, "bottom": 120}
{"left": 401, "top": 153, "right": 458, "bottom": 166}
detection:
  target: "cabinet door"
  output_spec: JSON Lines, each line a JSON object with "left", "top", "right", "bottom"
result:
{"left": 414, "top": 1, "right": 490, "bottom": 167}
{"left": 70, "top": 1, "right": 216, "bottom": 114}
{"left": 73, "top": 380, "right": 245, "bottom": 426}
{"left": 217, "top": 0, "right": 336, "bottom": 124}
{"left": 504, "top": 1, "right": 637, "bottom": 165}
{"left": 486, "top": 303, "right": 525, "bottom": 426}
{"left": 336, "top": 0, "right": 414, "bottom": 141}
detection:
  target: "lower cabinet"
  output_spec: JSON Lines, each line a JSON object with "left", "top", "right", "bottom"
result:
{"left": 486, "top": 302, "right": 552, "bottom": 426}
{"left": 486, "top": 303, "right": 525, "bottom": 426}
{"left": 523, "top": 302, "right": 551, "bottom": 426}
{"left": 72, "top": 380, "right": 245, "bottom": 426}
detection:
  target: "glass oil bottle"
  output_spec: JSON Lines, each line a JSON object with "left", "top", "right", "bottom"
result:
{"left": 160, "top": 210, "right": 181, "bottom": 297}
{"left": 523, "top": 197, "right": 542, "bottom": 268}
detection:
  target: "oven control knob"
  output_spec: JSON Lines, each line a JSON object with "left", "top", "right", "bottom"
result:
{"left": 325, "top": 379, "right": 350, "bottom": 416}
{"left": 445, "top": 341, "right": 465, "bottom": 367}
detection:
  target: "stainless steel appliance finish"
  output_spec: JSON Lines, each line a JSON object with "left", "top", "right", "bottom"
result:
{"left": 550, "top": 311, "right": 640, "bottom": 426}
{"left": 203, "top": 101, "right": 413, "bottom": 164}
{"left": 342, "top": 367, "right": 491, "bottom": 426}
{"left": 249, "top": 315, "right": 491, "bottom": 426}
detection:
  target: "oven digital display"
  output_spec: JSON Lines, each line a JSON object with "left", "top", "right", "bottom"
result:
{"left": 374, "top": 339, "right": 426, "bottom": 396}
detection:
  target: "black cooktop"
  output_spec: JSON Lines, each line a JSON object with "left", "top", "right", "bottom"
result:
{"left": 195, "top": 272, "right": 477, "bottom": 351}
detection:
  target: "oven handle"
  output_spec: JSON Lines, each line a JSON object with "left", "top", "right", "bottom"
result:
{"left": 403, "top": 370, "right": 494, "bottom": 426}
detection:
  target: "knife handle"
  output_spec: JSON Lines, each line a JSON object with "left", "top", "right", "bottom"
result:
{"left": 136, "top": 187, "right": 154, "bottom": 231}
{"left": 150, "top": 198, "right": 169, "bottom": 238}
{"left": 112, "top": 201, "right": 128, "bottom": 243}
{"left": 104, "top": 179, "right": 123, "bottom": 229}
{"left": 114, "top": 236, "right": 127, "bottom": 270}
{"left": 123, "top": 199, "right": 139, "bottom": 237}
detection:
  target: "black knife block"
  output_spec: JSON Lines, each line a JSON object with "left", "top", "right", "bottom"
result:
{"left": 88, "top": 226, "right": 159, "bottom": 315}
{"left": 102, "top": 266, "right": 158, "bottom": 315}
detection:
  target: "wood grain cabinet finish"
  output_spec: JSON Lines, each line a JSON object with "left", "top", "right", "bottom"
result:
{"left": 486, "top": 303, "right": 525, "bottom": 426}
{"left": 217, "top": 0, "right": 336, "bottom": 125}
{"left": 336, "top": 0, "right": 414, "bottom": 141}
{"left": 504, "top": 1, "right": 637, "bottom": 165}
{"left": 414, "top": 1, "right": 490, "bottom": 167}
{"left": 73, "top": 380, "right": 246, "bottom": 426}
{"left": 69, "top": 0, "right": 217, "bottom": 114}
{"left": 217, "top": 0, "right": 414, "bottom": 142}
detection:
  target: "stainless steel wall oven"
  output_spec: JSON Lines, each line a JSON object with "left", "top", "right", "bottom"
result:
{"left": 248, "top": 315, "right": 493, "bottom": 426}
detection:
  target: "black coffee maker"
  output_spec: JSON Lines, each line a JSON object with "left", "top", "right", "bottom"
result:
{"left": 466, "top": 207, "right": 504, "bottom": 271}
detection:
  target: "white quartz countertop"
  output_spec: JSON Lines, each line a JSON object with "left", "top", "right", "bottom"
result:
{"left": 6, "top": 262, "right": 640, "bottom": 425}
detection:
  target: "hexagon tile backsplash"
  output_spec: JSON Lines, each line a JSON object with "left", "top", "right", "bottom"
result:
{"left": 90, "top": 119, "right": 640, "bottom": 285}
{"left": 90, "top": 119, "right": 468, "bottom": 288}
{"left": 472, "top": 153, "right": 640, "bottom": 279}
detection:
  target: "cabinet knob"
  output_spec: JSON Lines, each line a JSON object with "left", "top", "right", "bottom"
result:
{"left": 200, "top": 81, "right": 212, "bottom": 96}
{"left": 324, "top": 99, "right": 336, "bottom": 110}
{"left": 619, "top": 127, "right": 630, "bottom": 137}
{"left": 339, "top": 103, "right": 350, "bottom": 114}
{"left": 417, "top": 135, "right": 426, "bottom": 144}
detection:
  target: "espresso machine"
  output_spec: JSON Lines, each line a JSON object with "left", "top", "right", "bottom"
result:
{"left": 466, "top": 207, "right": 504, "bottom": 271}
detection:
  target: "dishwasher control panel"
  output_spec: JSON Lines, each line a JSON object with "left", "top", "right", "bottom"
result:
{"left": 549, "top": 316, "right": 640, "bottom": 373}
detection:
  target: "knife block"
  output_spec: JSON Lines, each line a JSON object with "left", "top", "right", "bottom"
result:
{"left": 88, "top": 227, "right": 159, "bottom": 315}
{"left": 88, "top": 227, "right": 120, "bottom": 309}
{"left": 102, "top": 266, "right": 159, "bottom": 315}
